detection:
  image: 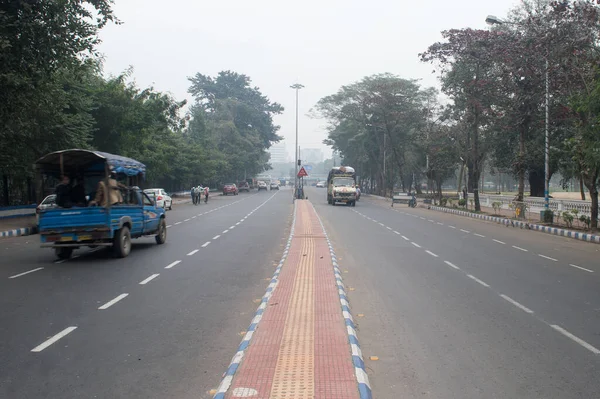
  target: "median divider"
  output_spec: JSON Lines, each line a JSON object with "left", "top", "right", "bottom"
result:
{"left": 212, "top": 200, "right": 370, "bottom": 399}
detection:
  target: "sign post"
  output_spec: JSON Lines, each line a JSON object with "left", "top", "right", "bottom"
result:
{"left": 297, "top": 167, "right": 308, "bottom": 199}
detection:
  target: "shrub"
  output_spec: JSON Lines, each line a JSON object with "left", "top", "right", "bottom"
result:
{"left": 563, "top": 211, "right": 574, "bottom": 228}
{"left": 458, "top": 199, "right": 467, "bottom": 207}
{"left": 579, "top": 215, "right": 591, "bottom": 230}
{"left": 541, "top": 209, "right": 554, "bottom": 224}
{"left": 440, "top": 197, "right": 448, "bottom": 207}
{"left": 492, "top": 201, "right": 502, "bottom": 215}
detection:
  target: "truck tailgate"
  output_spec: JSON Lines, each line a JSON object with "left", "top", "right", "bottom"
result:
{"left": 39, "top": 207, "right": 109, "bottom": 232}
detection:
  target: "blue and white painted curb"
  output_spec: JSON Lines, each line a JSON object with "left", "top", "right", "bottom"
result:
{"left": 212, "top": 203, "right": 297, "bottom": 399}
{"left": 429, "top": 206, "right": 600, "bottom": 244}
{"left": 312, "top": 203, "right": 373, "bottom": 399}
{"left": 1, "top": 226, "right": 37, "bottom": 239}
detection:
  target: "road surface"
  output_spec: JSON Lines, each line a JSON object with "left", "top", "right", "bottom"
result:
{"left": 1, "top": 186, "right": 599, "bottom": 398}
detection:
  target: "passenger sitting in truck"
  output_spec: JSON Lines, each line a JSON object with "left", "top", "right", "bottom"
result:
{"left": 70, "top": 175, "right": 87, "bottom": 207}
{"left": 55, "top": 175, "right": 73, "bottom": 208}
{"left": 89, "top": 173, "right": 127, "bottom": 207}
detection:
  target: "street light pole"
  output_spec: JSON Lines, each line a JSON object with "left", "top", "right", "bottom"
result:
{"left": 290, "top": 83, "right": 304, "bottom": 201}
{"left": 486, "top": 15, "right": 550, "bottom": 209}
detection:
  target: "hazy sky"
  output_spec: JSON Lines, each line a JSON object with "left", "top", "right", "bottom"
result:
{"left": 97, "top": 0, "right": 518, "bottom": 159}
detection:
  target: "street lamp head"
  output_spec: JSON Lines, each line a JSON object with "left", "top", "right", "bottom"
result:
{"left": 485, "top": 15, "right": 504, "bottom": 25}
{"left": 290, "top": 83, "right": 305, "bottom": 90}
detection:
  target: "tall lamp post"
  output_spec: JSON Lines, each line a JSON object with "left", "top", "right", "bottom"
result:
{"left": 486, "top": 15, "right": 550, "bottom": 211}
{"left": 290, "top": 83, "right": 304, "bottom": 201}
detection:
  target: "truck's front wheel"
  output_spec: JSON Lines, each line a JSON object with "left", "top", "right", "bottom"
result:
{"left": 55, "top": 247, "right": 73, "bottom": 260}
{"left": 114, "top": 226, "right": 131, "bottom": 258}
{"left": 155, "top": 219, "right": 167, "bottom": 245}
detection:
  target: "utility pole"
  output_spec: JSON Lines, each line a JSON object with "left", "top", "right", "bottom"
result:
{"left": 290, "top": 83, "right": 304, "bottom": 201}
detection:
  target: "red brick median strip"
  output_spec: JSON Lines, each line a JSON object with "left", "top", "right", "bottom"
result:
{"left": 213, "top": 201, "right": 369, "bottom": 399}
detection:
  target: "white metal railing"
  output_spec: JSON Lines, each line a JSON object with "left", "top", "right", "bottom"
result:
{"left": 478, "top": 194, "right": 591, "bottom": 216}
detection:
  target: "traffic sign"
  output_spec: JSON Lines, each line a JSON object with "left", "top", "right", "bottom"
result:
{"left": 304, "top": 165, "right": 313, "bottom": 172}
{"left": 297, "top": 167, "right": 308, "bottom": 177}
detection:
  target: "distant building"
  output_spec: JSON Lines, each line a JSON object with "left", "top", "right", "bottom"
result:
{"left": 301, "top": 148, "right": 323, "bottom": 164}
{"left": 268, "top": 142, "right": 288, "bottom": 164}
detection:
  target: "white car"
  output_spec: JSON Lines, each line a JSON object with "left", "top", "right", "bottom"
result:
{"left": 144, "top": 188, "right": 172, "bottom": 210}
{"left": 257, "top": 181, "right": 268, "bottom": 191}
{"left": 270, "top": 182, "right": 279, "bottom": 190}
{"left": 316, "top": 181, "right": 325, "bottom": 188}
{"left": 36, "top": 194, "right": 57, "bottom": 226}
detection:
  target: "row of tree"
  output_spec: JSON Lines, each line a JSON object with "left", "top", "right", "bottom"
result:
{"left": 0, "top": 1, "right": 281, "bottom": 205}
{"left": 315, "top": 0, "right": 600, "bottom": 229}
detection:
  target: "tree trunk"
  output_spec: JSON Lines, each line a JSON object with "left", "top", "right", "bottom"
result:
{"left": 517, "top": 127, "right": 526, "bottom": 202}
{"left": 1, "top": 174, "right": 8, "bottom": 206}
{"left": 579, "top": 176, "right": 586, "bottom": 201}
{"left": 591, "top": 188, "right": 598, "bottom": 231}
{"left": 528, "top": 169, "right": 545, "bottom": 197}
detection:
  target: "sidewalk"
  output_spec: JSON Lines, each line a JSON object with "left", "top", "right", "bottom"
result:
{"left": 214, "top": 200, "right": 370, "bottom": 399}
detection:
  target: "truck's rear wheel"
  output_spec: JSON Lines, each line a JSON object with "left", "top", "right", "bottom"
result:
{"left": 114, "top": 226, "right": 131, "bottom": 258}
{"left": 155, "top": 219, "right": 167, "bottom": 245}
{"left": 55, "top": 247, "right": 73, "bottom": 260}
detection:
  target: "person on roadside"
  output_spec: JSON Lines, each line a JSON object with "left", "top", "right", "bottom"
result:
{"left": 204, "top": 185, "right": 209, "bottom": 203}
{"left": 55, "top": 175, "right": 72, "bottom": 208}
{"left": 89, "top": 172, "right": 126, "bottom": 207}
{"left": 191, "top": 186, "right": 197, "bottom": 205}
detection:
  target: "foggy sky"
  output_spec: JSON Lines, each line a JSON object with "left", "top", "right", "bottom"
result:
{"left": 97, "top": 0, "right": 518, "bottom": 160}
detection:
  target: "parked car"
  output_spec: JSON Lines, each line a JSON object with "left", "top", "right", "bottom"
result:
{"left": 36, "top": 194, "right": 57, "bottom": 226}
{"left": 237, "top": 181, "right": 250, "bottom": 192}
{"left": 223, "top": 183, "right": 239, "bottom": 195}
{"left": 144, "top": 188, "right": 172, "bottom": 210}
{"left": 270, "top": 182, "right": 279, "bottom": 190}
{"left": 257, "top": 181, "right": 268, "bottom": 191}
{"left": 316, "top": 181, "right": 325, "bottom": 188}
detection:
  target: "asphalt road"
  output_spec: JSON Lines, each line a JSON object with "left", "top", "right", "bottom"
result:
{"left": 309, "top": 187, "right": 600, "bottom": 398}
{"left": 0, "top": 189, "right": 292, "bottom": 399}
{"left": 3, "top": 185, "right": 600, "bottom": 399}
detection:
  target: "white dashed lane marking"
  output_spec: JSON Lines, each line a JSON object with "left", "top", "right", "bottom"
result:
{"left": 467, "top": 275, "right": 490, "bottom": 287}
{"left": 444, "top": 261, "right": 460, "bottom": 270}
{"left": 460, "top": 229, "right": 470, "bottom": 233}
{"left": 223, "top": 229, "right": 229, "bottom": 234}
{"left": 165, "top": 260, "right": 181, "bottom": 269}
{"left": 474, "top": 233, "right": 485, "bottom": 238}
{"left": 425, "top": 250, "right": 438, "bottom": 258}
{"left": 9, "top": 267, "right": 44, "bottom": 279}
{"left": 512, "top": 245, "right": 528, "bottom": 252}
{"left": 500, "top": 294, "right": 534, "bottom": 314}
{"left": 98, "top": 293, "right": 128, "bottom": 310}
{"left": 551, "top": 325, "right": 600, "bottom": 355}
{"left": 31, "top": 326, "right": 77, "bottom": 352}
{"left": 411, "top": 242, "right": 421, "bottom": 248}
{"left": 139, "top": 274, "right": 160, "bottom": 285}
{"left": 202, "top": 241, "right": 211, "bottom": 248}
{"left": 569, "top": 264, "right": 593, "bottom": 273}
{"left": 493, "top": 239, "right": 506, "bottom": 245}
{"left": 539, "top": 254, "right": 558, "bottom": 262}
{"left": 213, "top": 235, "right": 221, "bottom": 240}
{"left": 187, "top": 249, "right": 199, "bottom": 256}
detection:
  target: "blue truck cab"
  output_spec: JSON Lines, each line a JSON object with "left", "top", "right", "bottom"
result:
{"left": 35, "top": 150, "right": 167, "bottom": 260}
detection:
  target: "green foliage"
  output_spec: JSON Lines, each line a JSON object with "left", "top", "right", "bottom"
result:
{"left": 458, "top": 199, "right": 467, "bottom": 207}
{"left": 562, "top": 211, "right": 574, "bottom": 228}
{"left": 542, "top": 209, "right": 554, "bottom": 224}
{"left": 492, "top": 201, "right": 502, "bottom": 215}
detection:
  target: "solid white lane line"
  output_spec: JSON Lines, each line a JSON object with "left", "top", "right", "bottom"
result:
{"left": 425, "top": 250, "right": 438, "bottom": 258}
{"left": 184, "top": 218, "right": 190, "bottom": 222}
{"left": 539, "top": 254, "right": 558, "bottom": 262}
{"left": 175, "top": 221, "right": 182, "bottom": 225}
{"left": 444, "top": 261, "right": 460, "bottom": 270}
{"left": 512, "top": 245, "right": 528, "bottom": 252}
{"left": 493, "top": 239, "right": 506, "bottom": 245}
{"left": 467, "top": 274, "right": 490, "bottom": 287}
{"left": 569, "top": 264, "right": 593, "bottom": 273}
{"left": 401, "top": 235, "right": 409, "bottom": 241}
{"left": 500, "top": 294, "right": 534, "bottom": 314}
{"left": 187, "top": 249, "right": 199, "bottom": 256}
{"left": 213, "top": 235, "right": 221, "bottom": 240}
{"left": 31, "top": 326, "right": 77, "bottom": 352}
{"left": 551, "top": 325, "right": 600, "bottom": 355}
{"left": 474, "top": 233, "right": 486, "bottom": 238}
{"left": 139, "top": 274, "right": 160, "bottom": 285}
{"left": 202, "top": 241, "right": 211, "bottom": 247}
{"left": 449, "top": 226, "right": 456, "bottom": 229}
{"left": 9, "top": 267, "right": 44, "bottom": 279}
{"left": 98, "top": 293, "right": 128, "bottom": 310}
{"left": 223, "top": 229, "right": 229, "bottom": 234}
{"left": 165, "top": 260, "right": 181, "bottom": 269}
{"left": 411, "top": 242, "right": 421, "bottom": 248}
{"left": 460, "top": 229, "right": 470, "bottom": 233}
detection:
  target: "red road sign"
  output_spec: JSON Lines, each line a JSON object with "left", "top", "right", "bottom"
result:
{"left": 297, "top": 167, "right": 308, "bottom": 177}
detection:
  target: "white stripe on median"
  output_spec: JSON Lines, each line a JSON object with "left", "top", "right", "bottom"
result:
{"left": 9, "top": 267, "right": 44, "bottom": 279}
{"left": 139, "top": 274, "right": 160, "bottom": 285}
{"left": 31, "top": 326, "right": 77, "bottom": 352}
{"left": 98, "top": 293, "right": 128, "bottom": 310}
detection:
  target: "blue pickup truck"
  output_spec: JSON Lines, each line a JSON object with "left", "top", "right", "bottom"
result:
{"left": 35, "top": 150, "right": 167, "bottom": 260}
